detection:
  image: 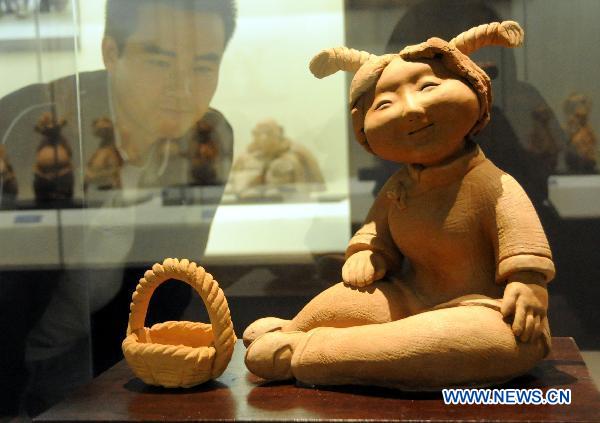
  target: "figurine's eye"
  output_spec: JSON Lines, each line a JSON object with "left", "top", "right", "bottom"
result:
{"left": 419, "top": 82, "right": 439, "bottom": 92}
{"left": 375, "top": 100, "right": 392, "bottom": 110}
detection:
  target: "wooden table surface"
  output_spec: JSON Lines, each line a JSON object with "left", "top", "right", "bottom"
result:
{"left": 35, "top": 337, "right": 600, "bottom": 422}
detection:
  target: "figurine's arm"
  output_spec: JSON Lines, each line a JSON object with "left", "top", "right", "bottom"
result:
{"left": 343, "top": 173, "right": 403, "bottom": 287}
{"left": 489, "top": 174, "right": 554, "bottom": 343}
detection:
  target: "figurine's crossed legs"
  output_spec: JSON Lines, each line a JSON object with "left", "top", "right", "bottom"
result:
{"left": 244, "top": 281, "right": 548, "bottom": 389}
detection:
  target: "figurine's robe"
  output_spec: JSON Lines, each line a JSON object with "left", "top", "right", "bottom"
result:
{"left": 349, "top": 143, "right": 554, "bottom": 302}
{"left": 284, "top": 145, "right": 554, "bottom": 388}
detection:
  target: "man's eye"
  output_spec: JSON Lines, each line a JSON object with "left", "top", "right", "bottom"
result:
{"left": 147, "top": 59, "right": 170, "bottom": 68}
{"left": 375, "top": 100, "right": 392, "bottom": 110}
{"left": 193, "top": 66, "right": 215, "bottom": 74}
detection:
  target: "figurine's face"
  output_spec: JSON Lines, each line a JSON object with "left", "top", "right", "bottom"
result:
{"left": 253, "top": 123, "right": 283, "bottom": 152}
{"left": 363, "top": 57, "right": 480, "bottom": 166}
{"left": 103, "top": 4, "right": 225, "bottom": 140}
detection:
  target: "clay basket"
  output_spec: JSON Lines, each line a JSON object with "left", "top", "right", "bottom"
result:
{"left": 122, "top": 258, "right": 236, "bottom": 388}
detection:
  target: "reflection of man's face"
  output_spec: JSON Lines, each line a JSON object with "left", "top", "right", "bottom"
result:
{"left": 104, "top": 4, "right": 225, "bottom": 140}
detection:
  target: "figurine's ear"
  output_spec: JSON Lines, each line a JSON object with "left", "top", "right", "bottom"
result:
{"left": 351, "top": 105, "right": 368, "bottom": 149}
{"left": 102, "top": 36, "right": 119, "bottom": 73}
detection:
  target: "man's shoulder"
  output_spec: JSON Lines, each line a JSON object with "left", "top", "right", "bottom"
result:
{"left": 50, "top": 70, "right": 109, "bottom": 102}
{"left": 0, "top": 70, "right": 108, "bottom": 117}
{"left": 204, "top": 107, "right": 231, "bottom": 129}
{"left": 1, "top": 69, "right": 106, "bottom": 98}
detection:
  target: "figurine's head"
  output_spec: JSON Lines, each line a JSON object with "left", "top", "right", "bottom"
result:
{"left": 93, "top": 117, "right": 116, "bottom": 145}
{"left": 250, "top": 119, "right": 288, "bottom": 155}
{"left": 34, "top": 112, "right": 67, "bottom": 140}
{"left": 102, "top": 0, "right": 237, "bottom": 140}
{"left": 310, "top": 21, "right": 524, "bottom": 166}
{"left": 564, "top": 93, "right": 591, "bottom": 124}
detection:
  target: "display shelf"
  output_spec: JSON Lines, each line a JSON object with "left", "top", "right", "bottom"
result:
{"left": 0, "top": 209, "right": 60, "bottom": 268}
{"left": 548, "top": 175, "right": 600, "bottom": 218}
{"left": 0, "top": 195, "right": 350, "bottom": 269}
{"left": 35, "top": 338, "right": 600, "bottom": 422}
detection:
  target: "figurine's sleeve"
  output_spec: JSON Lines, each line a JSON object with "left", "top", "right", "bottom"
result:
{"left": 345, "top": 172, "right": 403, "bottom": 269}
{"left": 490, "top": 174, "right": 555, "bottom": 284}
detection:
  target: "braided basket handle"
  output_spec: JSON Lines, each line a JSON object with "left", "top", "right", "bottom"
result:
{"left": 127, "top": 258, "right": 236, "bottom": 378}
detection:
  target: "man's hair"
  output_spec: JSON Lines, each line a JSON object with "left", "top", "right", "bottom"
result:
{"left": 104, "top": 0, "right": 237, "bottom": 54}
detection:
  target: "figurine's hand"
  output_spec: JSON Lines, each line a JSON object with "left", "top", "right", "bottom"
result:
{"left": 342, "top": 250, "right": 387, "bottom": 288}
{"left": 501, "top": 273, "right": 548, "bottom": 343}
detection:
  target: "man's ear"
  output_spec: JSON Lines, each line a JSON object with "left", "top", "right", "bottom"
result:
{"left": 102, "top": 36, "right": 119, "bottom": 72}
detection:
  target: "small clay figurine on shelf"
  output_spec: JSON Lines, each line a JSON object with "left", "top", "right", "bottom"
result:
{"left": 244, "top": 22, "right": 555, "bottom": 390}
{"left": 528, "top": 104, "right": 560, "bottom": 176}
{"left": 33, "top": 112, "right": 74, "bottom": 203}
{"left": 0, "top": 145, "right": 18, "bottom": 199}
{"left": 84, "top": 117, "right": 123, "bottom": 191}
{"left": 564, "top": 93, "right": 597, "bottom": 174}
{"left": 189, "top": 117, "right": 220, "bottom": 186}
{"left": 227, "top": 119, "right": 324, "bottom": 199}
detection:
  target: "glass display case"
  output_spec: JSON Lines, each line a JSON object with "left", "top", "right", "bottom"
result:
{"left": 0, "top": 0, "right": 598, "bottom": 418}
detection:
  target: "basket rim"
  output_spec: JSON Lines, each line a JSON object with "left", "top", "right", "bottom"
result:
{"left": 122, "top": 332, "right": 217, "bottom": 355}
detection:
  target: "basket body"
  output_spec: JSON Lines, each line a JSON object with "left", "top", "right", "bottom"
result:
{"left": 121, "top": 259, "right": 236, "bottom": 388}
{"left": 123, "top": 322, "right": 217, "bottom": 387}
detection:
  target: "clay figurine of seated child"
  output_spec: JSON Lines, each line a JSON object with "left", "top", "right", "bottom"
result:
{"left": 243, "top": 21, "right": 555, "bottom": 390}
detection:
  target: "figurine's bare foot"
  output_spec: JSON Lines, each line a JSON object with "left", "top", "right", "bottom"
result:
{"left": 242, "top": 317, "right": 291, "bottom": 347}
{"left": 245, "top": 331, "right": 306, "bottom": 381}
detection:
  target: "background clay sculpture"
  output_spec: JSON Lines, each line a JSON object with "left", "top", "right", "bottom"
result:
{"left": 528, "top": 104, "right": 560, "bottom": 176}
{"left": 84, "top": 117, "right": 123, "bottom": 191}
{"left": 227, "top": 119, "right": 325, "bottom": 199}
{"left": 244, "top": 21, "right": 555, "bottom": 390}
{"left": 564, "top": 93, "right": 597, "bottom": 174}
{"left": 33, "top": 112, "right": 74, "bottom": 203}
{"left": 0, "top": 144, "right": 18, "bottom": 199}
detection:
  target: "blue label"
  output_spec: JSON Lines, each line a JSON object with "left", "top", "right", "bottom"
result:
{"left": 14, "top": 215, "right": 42, "bottom": 224}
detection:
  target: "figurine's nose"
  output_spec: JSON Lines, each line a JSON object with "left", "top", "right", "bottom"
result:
{"left": 399, "top": 94, "right": 426, "bottom": 122}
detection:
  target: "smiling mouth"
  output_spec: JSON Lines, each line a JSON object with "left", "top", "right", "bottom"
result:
{"left": 408, "top": 123, "right": 434, "bottom": 135}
